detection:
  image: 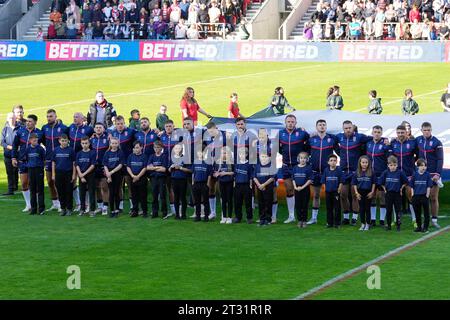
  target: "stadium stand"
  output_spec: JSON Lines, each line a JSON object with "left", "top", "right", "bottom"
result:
{"left": 21, "top": 0, "right": 262, "bottom": 40}
{"left": 289, "top": 0, "right": 450, "bottom": 40}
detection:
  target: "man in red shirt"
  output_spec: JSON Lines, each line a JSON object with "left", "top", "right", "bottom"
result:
{"left": 180, "top": 87, "right": 212, "bottom": 126}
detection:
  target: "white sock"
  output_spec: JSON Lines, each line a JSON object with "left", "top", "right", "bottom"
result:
{"left": 52, "top": 199, "right": 60, "bottom": 208}
{"left": 170, "top": 203, "right": 175, "bottom": 214}
{"left": 409, "top": 204, "right": 416, "bottom": 221}
{"left": 119, "top": 200, "right": 124, "bottom": 210}
{"left": 252, "top": 196, "right": 255, "bottom": 209}
{"left": 97, "top": 202, "right": 102, "bottom": 209}
{"left": 129, "top": 199, "right": 133, "bottom": 208}
{"left": 102, "top": 204, "right": 108, "bottom": 210}
{"left": 312, "top": 208, "right": 319, "bottom": 220}
{"left": 344, "top": 213, "right": 349, "bottom": 220}
{"left": 286, "top": 196, "right": 295, "bottom": 218}
{"left": 380, "top": 207, "right": 386, "bottom": 221}
{"left": 272, "top": 202, "right": 278, "bottom": 220}
{"left": 352, "top": 213, "right": 358, "bottom": 220}
{"left": 73, "top": 187, "right": 80, "bottom": 206}
{"left": 370, "top": 206, "right": 377, "bottom": 220}
{"left": 209, "top": 197, "right": 216, "bottom": 215}
{"left": 23, "top": 190, "right": 31, "bottom": 208}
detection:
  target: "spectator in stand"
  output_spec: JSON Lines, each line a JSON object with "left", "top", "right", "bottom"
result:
{"left": 121, "top": 21, "right": 134, "bottom": 40}
{"left": 103, "top": 22, "right": 114, "bottom": 40}
{"left": 343, "top": 0, "right": 357, "bottom": 16}
{"left": 179, "top": 0, "right": 190, "bottom": 20}
{"left": 335, "top": 20, "right": 345, "bottom": 39}
{"left": 198, "top": 3, "right": 209, "bottom": 38}
{"left": 93, "top": 20, "right": 104, "bottom": 40}
{"left": 82, "top": 22, "right": 93, "bottom": 40}
{"left": 385, "top": 4, "right": 397, "bottom": 38}
{"left": 188, "top": 0, "right": 199, "bottom": 25}
{"left": 112, "top": 19, "right": 122, "bottom": 39}
{"left": 349, "top": 15, "right": 362, "bottom": 40}
{"left": 312, "top": 18, "right": 323, "bottom": 41}
{"left": 410, "top": 18, "right": 423, "bottom": 39}
{"left": 364, "top": 16, "right": 375, "bottom": 39}
{"left": 439, "top": 20, "right": 450, "bottom": 39}
{"left": 441, "top": 82, "right": 450, "bottom": 112}
{"left": 374, "top": 8, "right": 386, "bottom": 39}
{"left": 396, "top": 1, "right": 407, "bottom": 22}
{"left": 137, "top": 17, "right": 148, "bottom": 39}
{"left": 395, "top": 17, "right": 410, "bottom": 39}
{"left": 170, "top": 1, "right": 182, "bottom": 24}
{"left": 65, "top": 16, "right": 78, "bottom": 39}
{"left": 47, "top": 20, "right": 57, "bottom": 40}
{"left": 422, "top": 0, "right": 434, "bottom": 20}
{"left": 103, "top": 1, "right": 113, "bottom": 22}
{"left": 409, "top": 5, "right": 421, "bottom": 22}
{"left": 187, "top": 23, "right": 200, "bottom": 39}
{"left": 82, "top": 3, "right": 93, "bottom": 25}
{"left": 433, "top": 0, "right": 444, "bottom": 22}
{"left": 209, "top": 1, "right": 221, "bottom": 33}
{"left": 127, "top": 5, "right": 139, "bottom": 23}
{"left": 92, "top": 3, "right": 104, "bottom": 23}
{"left": 50, "top": 9, "right": 62, "bottom": 23}
{"left": 150, "top": 3, "right": 160, "bottom": 20}
{"left": 175, "top": 19, "right": 188, "bottom": 39}
{"left": 55, "top": 18, "right": 67, "bottom": 39}
{"left": 161, "top": 2, "right": 170, "bottom": 23}
{"left": 139, "top": 6, "right": 149, "bottom": 21}
{"left": 323, "top": 19, "right": 334, "bottom": 40}
{"left": 224, "top": 0, "right": 235, "bottom": 32}
{"left": 303, "top": 22, "right": 313, "bottom": 40}
{"left": 111, "top": 5, "right": 120, "bottom": 21}
{"left": 232, "top": 0, "right": 242, "bottom": 24}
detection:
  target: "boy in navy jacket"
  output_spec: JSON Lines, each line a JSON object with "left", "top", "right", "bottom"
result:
{"left": 127, "top": 141, "right": 148, "bottom": 218}
{"left": 52, "top": 134, "right": 76, "bottom": 216}
{"left": 191, "top": 148, "right": 213, "bottom": 221}
{"left": 24, "top": 134, "right": 46, "bottom": 215}
{"left": 234, "top": 148, "right": 254, "bottom": 224}
{"left": 321, "top": 154, "right": 343, "bottom": 228}
{"left": 75, "top": 137, "right": 97, "bottom": 217}
{"left": 147, "top": 141, "right": 168, "bottom": 218}
{"left": 410, "top": 158, "right": 433, "bottom": 233}
{"left": 253, "top": 153, "right": 277, "bottom": 226}
{"left": 379, "top": 155, "right": 409, "bottom": 231}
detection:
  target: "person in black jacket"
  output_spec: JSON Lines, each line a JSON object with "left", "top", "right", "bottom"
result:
{"left": 1, "top": 112, "right": 18, "bottom": 195}
{"left": 87, "top": 91, "right": 117, "bottom": 128}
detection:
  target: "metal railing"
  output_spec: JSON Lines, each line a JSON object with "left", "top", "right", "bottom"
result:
{"left": 279, "top": 0, "right": 312, "bottom": 40}
{"left": 10, "top": 0, "right": 53, "bottom": 40}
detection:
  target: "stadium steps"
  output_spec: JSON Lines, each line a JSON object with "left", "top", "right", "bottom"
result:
{"left": 226, "top": 1, "right": 263, "bottom": 39}
{"left": 22, "top": 8, "right": 51, "bottom": 40}
{"left": 288, "top": 0, "right": 321, "bottom": 40}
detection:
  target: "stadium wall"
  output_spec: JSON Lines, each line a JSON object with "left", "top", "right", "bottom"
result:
{"left": 0, "top": 40, "right": 450, "bottom": 62}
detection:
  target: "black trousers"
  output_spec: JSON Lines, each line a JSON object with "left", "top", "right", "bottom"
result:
{"left": 295, "top": 187, "right": 310, "bottom": 222}
{"left": 219, "top": 181, "right": 233, "bottom": 218}
{"left": 385, "top": 191, "right": 402, "bottom": 226}
{"left": 108, "top": 171, "right": 122, "bottom": 212}
{"left": 412, "top": 194, "right": 430, "bottom": 230}
{"left": 172, "top": 178, "right": 187, "bottom": 218}
{"left": 234, "top": 183, "right": 253, "bottom": 220}
{"left": 151, "top": 175, "right": 167, "bottom": 216}
{"left": 358, "top": 189, "right": 372, "bottom": 224}
{"left": 29, "top": 167, "right": 45, "bottom": 213}
{"left": 4, "top": 157, "right": 18, "bottom": 192}
{"left": 192, "top": 181, "right": 210, "bottom": 217}
{"left": 131, "top": 176, "right": 148, "bottom": 214}
{"left": 257, "top": 182, "right": 273, "bottom": 222}
{"left": 55, "top": 170, "right": 74, "bottom": 210}
{"left": 326, "top": 191, "right": 341, "bottom": 226}
{"left": 79, "top": 172, "right": 96, "bottom": 212}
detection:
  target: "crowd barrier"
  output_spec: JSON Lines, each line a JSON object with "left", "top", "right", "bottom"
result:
{"left": 0, "top": 40, "right": 450, "bottom": 62}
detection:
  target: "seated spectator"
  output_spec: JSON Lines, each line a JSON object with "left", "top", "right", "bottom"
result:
{"left": 187, "top": 23, "right": 200, "bottom": 39}
{"left": 55, "top": 18, "right": 66, "bottom": 39}
{"left": 103, "top": 22, "right": 114, "bottom": 40}
{"left": 155, "top": 17, "right": 169, "bottom": 39}
{"left": 65, "top": 16, "right": 78, "bottom": 39}
{"left": 121, "top": 21, "right": 134, "bottom": 40}
{"left": 136, "top": 18, "right": 148, "bottom": 39}
{"left": 82, "top": 22, "right": 93, "bottom": 40}
{"left": 410, "top": 18, "right": 423, "bottom": 40}
{"left": 47, "top": 20, "right": 57, "bottom": 40}
{"left": 92, "top": 20, "right": 104, "bottom": 40}
{"left": 175, "top": 19, "right": 188, "bottom": 39}
{"left": 422, "top": 0, "right": 434, "bottom": 20}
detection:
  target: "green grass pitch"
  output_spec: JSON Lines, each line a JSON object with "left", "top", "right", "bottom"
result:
{"left": 0, "top": 61, "right": 449, "bottom": 300}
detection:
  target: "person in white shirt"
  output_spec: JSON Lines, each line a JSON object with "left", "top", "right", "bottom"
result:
{"left": 208, "top": 1, "right": 221, "bottom": 32}
{"left": 187, "top": 23, "right": 200, "bottom": 39}
{"left": 175, "top": 19, "right": 188, "bottom": 39}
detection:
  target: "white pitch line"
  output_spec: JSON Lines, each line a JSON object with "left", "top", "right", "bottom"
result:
{"left": 294, "top": 224, "right": 450, "bottom": 300}
{"left": 0, "top": 64, "right": 322, "bottom": 116}
{"left": 0, "top": 62, "right": 119, "bottom": 78}
{"left": 354, "top": 89, "right": 444, "bottom": 112}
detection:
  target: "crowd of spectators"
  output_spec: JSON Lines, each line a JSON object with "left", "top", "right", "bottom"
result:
{"left": 302, "top": 0, "right": 450, "bottom": 40}
{"left": 46, "top": 0, "right": 252, "bottom": 40}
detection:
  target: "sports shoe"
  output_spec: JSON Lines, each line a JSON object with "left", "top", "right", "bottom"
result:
{"left": 226, "top": 218, "right": 233, "bottom": 224}
{"left": 39, "top": 210, "right": 45, "bottom": 215}
{"left": 271, "top": 219, "right": 277, "bottom": 224}
{"left": 396, "top": 224, "right": 401, "bottom": 232}
{"left": 201, "top": 213, "right": 205, "bottom": 218}
{"left": 370, "top": 219, "right": 376, "bottom": 227}
{"left": 220, "top": 218, "right": 227, "bottom": 224}
{"left": 101, "top": 208, "right": 108, "bottom": 216}
{"left": 84, "top": 208, "right": 90, "bottom": 214}
{"left": 297, "top": 222, "right": 302, "bottom": 228}
{"left": 65, "top": 210, "right": 72, "bottom": 216}
{"left": 414, "top": 227, "right": 422, "bottom": 233}
{"left": 306, "top": 218, "right": 317, "bottom": 225}
{"left": 284, "top": 216, "right": 295, "bottom": 224}
{"left": 232, "top": 218, "right": 241, "bottom": 223}
{"left": 431, "top": 220, "right": 441, "bottom": 229}
{"left": 193, "top": 216, "right": 201, "bottom": 222}
{"left": 351, "top": 219, "right": 357, "bottom": 226}
{"left": 208, "top": 213, "right": 216, "bottom": 220}
{"left": 363, "top": 224, "right": 370, "bottom": 231}
{"left": 60, "top": 210, "right": 67, "bottom": 217}
{"left": 46, "top": 205, "right": 60, "bottom": 212}
{"left": 73, "top": 205, "right": 81, "bottom": 212}
{"left": 379, "top": 220, "right": 385, "bottom": 226}
{"left": 413, "top": 221, "right": 418, "bottom": 229}
{"left": 190, "top": 213, "right": 196, "bottom": 218}
{"left": 94, "top": 208, "right": 102, "bottom": 214}
{"left": 167, "top": 212, "right": 175, "bottom": 218}
{"left": 89, "top": 211, "right": 96, "bottom": 218}
{"left": 22, "top": 206, "right": 31, "bottom": 213}
{"left": 359, "top": 224, "right": 365, "bottom": 231}
{"left": 422, "top": 229, "right": 429, "bottom": 234}
{"left": 78, "top": 211, "right": 84, "bottom": 216}
{"left": 342, "top": 219, "right": 350, "bottom": 225}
